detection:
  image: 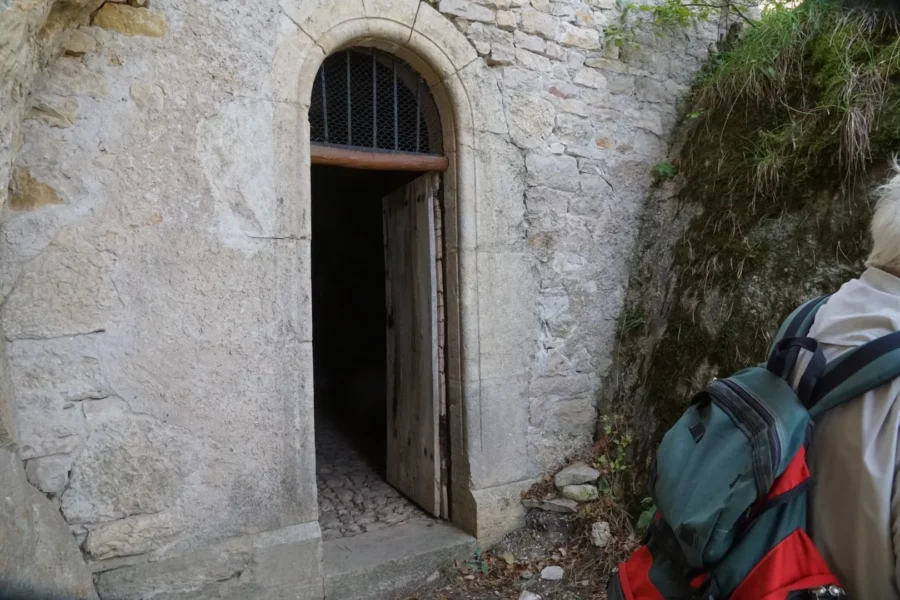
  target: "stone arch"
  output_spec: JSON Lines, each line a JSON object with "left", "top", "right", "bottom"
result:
{"left": 269, "top": 0, "right": 506, "bottom": 533}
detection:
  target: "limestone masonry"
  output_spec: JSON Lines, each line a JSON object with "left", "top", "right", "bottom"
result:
{"left": 0, "top": 0, "right": 717, "bottom": 597}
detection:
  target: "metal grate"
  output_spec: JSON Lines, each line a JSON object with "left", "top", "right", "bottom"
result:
{"left": 309, "top": 48, "right": 443, "bottom": 156}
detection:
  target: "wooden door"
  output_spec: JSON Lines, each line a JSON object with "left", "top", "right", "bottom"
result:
{"left": 382, "top": 172, "right": 443, "bottom": 517}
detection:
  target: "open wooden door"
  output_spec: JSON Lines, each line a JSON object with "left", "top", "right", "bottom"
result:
{"left": 382, "top": 172, "right": 444, "bottom": 518}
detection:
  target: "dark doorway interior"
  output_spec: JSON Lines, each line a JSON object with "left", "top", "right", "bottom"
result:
{"left": 311, "top": 164, "right": 426, "bottom": 540}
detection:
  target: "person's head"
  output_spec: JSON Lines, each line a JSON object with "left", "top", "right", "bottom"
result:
{"left": 867, "top": 163, "right": 900, "bottom": 276}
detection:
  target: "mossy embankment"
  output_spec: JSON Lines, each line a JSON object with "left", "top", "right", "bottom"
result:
{"left": 604, "top": 1, "right": 900, "bottom": 501}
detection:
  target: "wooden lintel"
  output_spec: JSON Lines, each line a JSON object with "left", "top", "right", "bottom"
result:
{"left": 310, "top": 144, "right": 449, "bottom": 172}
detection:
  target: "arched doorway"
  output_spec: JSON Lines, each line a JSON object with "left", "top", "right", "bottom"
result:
{"left": 309, "top": 48, "right": 451, "bottom": 541}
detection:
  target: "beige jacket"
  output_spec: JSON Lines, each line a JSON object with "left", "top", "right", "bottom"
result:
{"left": 793, "top": 267, "right": 900, "bottom": 600}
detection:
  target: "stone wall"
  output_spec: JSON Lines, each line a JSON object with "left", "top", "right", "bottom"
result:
{"left": 0, "top": 0, "right": 719, "bottom": 596}
{"left": 435, "top": 0, "right": 716, "bottom": 470}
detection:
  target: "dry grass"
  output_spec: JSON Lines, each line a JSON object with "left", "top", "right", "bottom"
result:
{"left": 689, "top": 1, "right": 900, "bottom": 197}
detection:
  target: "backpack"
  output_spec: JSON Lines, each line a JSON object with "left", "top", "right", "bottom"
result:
{"left": 607, "top": 295, "right": 900, "bottom": 600}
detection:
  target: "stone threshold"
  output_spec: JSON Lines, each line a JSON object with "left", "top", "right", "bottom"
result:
{"left": 324, "top": 519, "right": 475, "bottom": 600}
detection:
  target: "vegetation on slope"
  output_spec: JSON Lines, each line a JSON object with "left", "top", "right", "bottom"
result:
{"left": 607, "top": 0, "right": 900, "bottom": 502}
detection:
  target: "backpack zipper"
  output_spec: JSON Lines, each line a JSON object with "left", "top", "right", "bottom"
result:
{"left": 721, "top": 379, "right": 781, "bottom": 471}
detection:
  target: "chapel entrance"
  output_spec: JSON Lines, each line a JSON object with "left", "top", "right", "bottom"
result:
{"left": 309, "top": 48, "right": 450, "bottom": 541}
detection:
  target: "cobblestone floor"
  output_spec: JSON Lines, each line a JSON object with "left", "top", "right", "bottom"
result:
{"left": 316, "top": 416, "right": 428, "bottom": 541}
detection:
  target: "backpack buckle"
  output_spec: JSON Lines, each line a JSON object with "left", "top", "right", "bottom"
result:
{"left": 808, "top": 586, "right": 846, "bottom": 598}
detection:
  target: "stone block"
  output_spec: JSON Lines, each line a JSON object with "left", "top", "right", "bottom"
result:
{"left": 516, "top": 48, "right": 552, "bottom": 73}
{"left": 439, "top": 0, "right": 496, "bottom": 22}
{"left": 554, "top": 461, "right": 600, "bottom": 487}
{"left": 457, "top": 479, "right": 538, "bottom": 545}
{"left": 545, "top": 42, "right": 565, "bottom": 60}
{"left": 25, "top": 453, "right": 73, "bottom": 495}
{"left": 469, "top": 374, "right": 531, "bottom": 489}
{"left": 574, "top": 67, "right": 608, "bottom": 89}
{"left": 93, "top": 4, "right": 168, "bottom": 37}
{"left": 413, "top": 2, "right": 479, "bottom": 74}
{"left": 496, "top": 10, "right": 517, "bottom": 30}
{"left": 95, "top": 523, "right": 323, "bottom": 600}
{"left": 585, "top": 56, "right": 627, "bottom": 73}
{"left": 474, "top": 133, "right": 526, "bottom": 247}
{"left": 487, "top": 43, "right": 516, "bottom": 65}
{"left": 270, "top": 14, "right": 320, "bottom": 106}
{"left": 278, "top": 0, "right": 365, "bottom": 40}
{"left": 1, "top": 230, "right": 121, "bottom": 341}
{"left": 520, "top": 9, "right": 559, "bottom": 40}
{"left": 636, "top": 76, "right": 668, "bottom": 103}
{"left": 363, "top": 0, "right": 420, "bottom": 26}
{"left": 507, "top": 93, "right": 555, "bottom": 150}
{"left": 456, "top": 60, "right": 508, "bottom": 135}
{"left": 556, "top": 113, "right": 595, "bottom": 147}
{"left": 476, "top": 251, "right": 538, "bottom": 379}
{"left": 560, "top": 24, "right": 600, "bottom": 49}
{"left": 560, "top": 484, "right": 598, "bottom": 501}
{"left": 61, "top": 403, "right": 186, "bottom": 525}
{"left": 525, "top": 153, "right": 580, "bottom": 192}
{"left": 514, "top": 30, "right": 545, "bottom": 54}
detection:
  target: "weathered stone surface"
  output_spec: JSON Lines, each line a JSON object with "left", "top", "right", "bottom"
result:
{"left": 508, "top": 93, "right": 555, "bottom": 149}
{"left": 1, "top": 231, "right": 121, "bottom": 341}
{"left": 560, "top": 484, "right": 598, "bottom": 502}
{"left": 35, "top": 56, "right": 107, "bottom": 99}
{"left": 590, "top": 521, "right": 612, "bottom": 548}
{"left": 554, "top": 462, "right": 601, "bottom": 487}
{"left": 514, "top": 30, "right": 545, "bottom": 53}
{"left": 61, "top": 402, "right": 185, "bottom": 525}
{"left": 520, "top": 592, "right": 542, "bottom": 600}
{"left": 526, "top": 153, "right": 580, "bottom": 192}
{"left": 8, "top": 168, "right": 63, "bottom": 210}
{"left": 84, "top": 512, "right": 182, "bottom": 560}
{"left": 93, "top": 4, "right": 168, "bottom": 37}
{"left": 1, "top": 438, "right": 98, "bottom": 599}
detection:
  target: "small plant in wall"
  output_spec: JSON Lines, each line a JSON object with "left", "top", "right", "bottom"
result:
{"left": 652, "top": 160, "right": 677, "bottom": 182}
{"left": 603, "top": 0, "right": 763, "bottom": 50}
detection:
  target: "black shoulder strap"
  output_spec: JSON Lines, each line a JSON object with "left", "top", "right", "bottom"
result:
{"left": 808, "top": 331, "right": 900, "bottom": 419}
{"left": 767, "top": 296, "right": 830, "bottom": 380}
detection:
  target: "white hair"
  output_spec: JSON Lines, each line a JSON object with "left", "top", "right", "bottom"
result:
{"left": 867, "top": 163, "right": 900, "bottom": 273}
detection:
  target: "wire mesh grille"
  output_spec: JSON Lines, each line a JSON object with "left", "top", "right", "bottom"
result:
{"left": 309, "top": 48, "right": 443, "bottom": 156}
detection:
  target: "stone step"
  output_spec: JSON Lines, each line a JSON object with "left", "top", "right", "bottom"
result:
{"left": 323, "top": 519, "right": 475, "bottom": 600}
